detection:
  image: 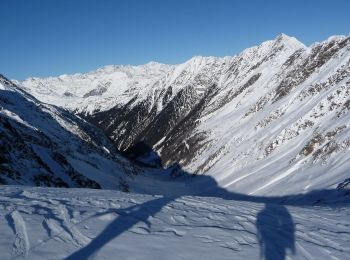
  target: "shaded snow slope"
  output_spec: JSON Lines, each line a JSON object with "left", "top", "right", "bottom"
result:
{"left": 0, "top": 75, "right": 134, "bottom": 189}
{"left": 0, "top": 186, "right": 349, "bottom": 260}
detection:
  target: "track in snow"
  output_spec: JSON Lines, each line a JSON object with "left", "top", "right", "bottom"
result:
{"left": 6, "top": 210, "right": 29, "bottom": 258}
{"left": 0, "top": 186, "right": 349, "bottom": 260}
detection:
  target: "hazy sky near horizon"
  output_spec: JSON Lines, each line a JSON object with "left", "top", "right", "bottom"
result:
{"left": 1, "top": 0, "right": 350, "bottom": 80}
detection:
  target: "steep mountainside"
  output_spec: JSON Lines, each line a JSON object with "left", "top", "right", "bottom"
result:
{"left": 19, "top": 34, "right": 350, "bottom": 196}
{"left": 0, "top": 75, "right": 133, "bottom": 189}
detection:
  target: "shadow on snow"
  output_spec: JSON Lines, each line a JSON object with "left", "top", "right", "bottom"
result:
{"left": 61, "top": 142, "right": 348, "bottom": 260}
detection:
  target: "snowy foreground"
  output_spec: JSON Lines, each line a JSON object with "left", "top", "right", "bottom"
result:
{"left": 0, "top": 186, "right": 349, "bottom": 260}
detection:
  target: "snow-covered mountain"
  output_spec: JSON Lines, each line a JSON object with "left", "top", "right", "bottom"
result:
{"left": 0, "top": 75, "right": 133, "bottom": 189}
{"left": 18, "top": 62, "right": 173, "bottom": 115}
{"left": 19, "top": 34, "right": 350, "bottom": 196}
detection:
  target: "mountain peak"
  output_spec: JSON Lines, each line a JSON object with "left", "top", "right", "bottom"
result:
{"left": 144, "top": 61, "right": 166, "bottom": 66}
{"left": 274, "top": 33, "right": 306, "bottom": 50}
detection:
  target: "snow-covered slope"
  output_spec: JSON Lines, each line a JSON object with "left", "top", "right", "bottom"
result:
{"left": 19, "top": 34, "right": 350, "bottom": 197}
{"left": 0, "top": 75, "right": 133, "bottom": 189}
{"left": 0, "top": 186, "right": 349, "bottom": 260}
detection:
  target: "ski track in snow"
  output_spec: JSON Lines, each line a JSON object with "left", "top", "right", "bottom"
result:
{"left": 6, "top": 210, "right": 29, "bottom": 259}
{"left": 0, "top": 186, "right": 349, "bottom": 260}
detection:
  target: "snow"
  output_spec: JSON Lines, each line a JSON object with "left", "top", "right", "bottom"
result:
{"left": 0, "top": 186, "right": 349, "bottom": 260}
{"left": 13, "top": 34, "right": 350, "bottom": 196}
{"left": 277, "top": 33, "right": 306, "bottom": 50}
{"left": 19, "top": 62, "right": 173, "bottom": 114}
{"left": 172, "top": 34, "right": 350, "bottom": 196}
{"left": 17, "top": 34, "right": 304, "bottom": 116}
{"left": 10, "top": 35, "right": 350, "bottom": 196}
{"left": 2, "top": 34, "right": 350, "bottom": 259}
{"left": 65, "top": 153, "right": 124, "bottom": 189}
{"left": 0, "top": 75, "right": 131, "bottom": 188}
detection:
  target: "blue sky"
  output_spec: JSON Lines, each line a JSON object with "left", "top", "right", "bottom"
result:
{"left": 1, "top": 0, "right": 349, "bottom": 80}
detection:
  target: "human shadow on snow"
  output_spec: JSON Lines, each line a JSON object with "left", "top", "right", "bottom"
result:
{"left": 65, "top": 142, "right": 349, "bottom": 260}
{"left": 65, "top": 196, "right": 173, "bottom": 260}
{"left": 256, "top": 204, "right": 295, "bottom": 260}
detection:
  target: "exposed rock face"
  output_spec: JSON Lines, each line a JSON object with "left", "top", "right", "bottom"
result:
{"left": 19, "top": 34, "right": 350, "bottom": 195}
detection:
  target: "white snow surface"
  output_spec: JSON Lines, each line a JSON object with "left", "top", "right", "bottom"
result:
{"left": 18, "top": 62, "right": 173, "bottom": 114}
{"left": 0, "top": 186, "right": 349, "bottom": 260}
